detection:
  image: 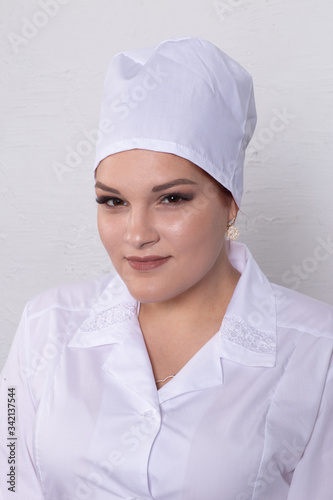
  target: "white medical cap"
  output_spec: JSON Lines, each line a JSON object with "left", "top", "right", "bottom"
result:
{"left": 94, "top": 37, "right": 257, "bottom": 207}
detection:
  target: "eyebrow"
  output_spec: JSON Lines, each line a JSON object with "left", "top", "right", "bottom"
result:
{"left": 94, "top": 178, "right": 197, "bottom": 194}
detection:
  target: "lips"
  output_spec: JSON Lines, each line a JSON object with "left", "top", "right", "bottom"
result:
{"left": 126, "top": 255, "right": 170, "bottom": 271}
{"left": 127, "top": 255, "right": 168, "bottom": 262}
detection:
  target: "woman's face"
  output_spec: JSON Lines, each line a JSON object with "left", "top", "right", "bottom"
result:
{"left": 95, "top": 149, "right": 237, "bottom": 304}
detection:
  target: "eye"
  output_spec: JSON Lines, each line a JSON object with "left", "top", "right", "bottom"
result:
{"left": 107, "top": 198, "right": 126, "bottom": 207}
{"left": 160, "top": 193, "right": 193, "bottom": 204}
{"left": 95, "top": 196, "right": 127, "bottom": 207}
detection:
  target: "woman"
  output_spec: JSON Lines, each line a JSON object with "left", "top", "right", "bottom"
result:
{"left": 1, "top": 37, "right": 333, "bottom": 500}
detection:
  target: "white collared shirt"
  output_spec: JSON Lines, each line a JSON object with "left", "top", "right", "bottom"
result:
{"left": 1, "top": 242, "right": 333, "bottom": 499}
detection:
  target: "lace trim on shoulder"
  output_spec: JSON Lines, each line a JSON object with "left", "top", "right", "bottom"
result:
{"left": 79, "top": 302, "right": 137, "bottom": 332}
{"left": 221, "top": 315, "right": 276, "bottom": 354}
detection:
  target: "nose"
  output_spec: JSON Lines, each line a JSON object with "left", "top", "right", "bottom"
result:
{"left": 125, "top": 206, "right": 159, "bottom": 248}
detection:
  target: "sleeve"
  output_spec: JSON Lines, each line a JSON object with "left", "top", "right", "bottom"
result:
{"left": 287, "top": 352, "right": 333, "bottom": 499}
{"left": 0, "top": 305, "right": 45, "bottom": 500}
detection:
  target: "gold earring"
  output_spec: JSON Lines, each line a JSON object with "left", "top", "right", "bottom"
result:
{"left": 226, "top": 217, "right": 239, "bottom": 240}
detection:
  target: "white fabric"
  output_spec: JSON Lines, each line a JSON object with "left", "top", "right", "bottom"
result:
{"left": 93, "top": 37, "right": 257, "bottom": 207}
{"left": 1, "top": 241, "right": 333, "bottom": 500}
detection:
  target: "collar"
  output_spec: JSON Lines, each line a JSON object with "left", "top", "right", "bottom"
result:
{"left": 219, "top": 241, "right": 277, "bottom": 367}
{"left": 68, "top": 242, "right": 276, "bottom": 405}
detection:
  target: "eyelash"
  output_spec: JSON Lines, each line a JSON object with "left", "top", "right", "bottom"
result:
{"left": 95, "top": 193, "right": 194, "bottom": 207}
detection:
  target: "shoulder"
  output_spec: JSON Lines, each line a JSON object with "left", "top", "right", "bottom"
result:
{"left": 25, "top": 272, "right": 118, "bottom": 319}
{"left": 272, "top": 283, "right": 333, "bottom": 339}
{"left": 6, "top": 273, "right": 129, "bottom": 403}
{"left": 14, "top": 273, "right": 120, "bottom": 381}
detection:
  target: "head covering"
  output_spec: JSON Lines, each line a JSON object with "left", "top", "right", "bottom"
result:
{"left": 94, "top": 37, "right": 256, "bottom": 207}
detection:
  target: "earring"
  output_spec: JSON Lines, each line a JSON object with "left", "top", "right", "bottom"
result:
{"left": 226, "top": 217, "right": 239, "bottom": 240}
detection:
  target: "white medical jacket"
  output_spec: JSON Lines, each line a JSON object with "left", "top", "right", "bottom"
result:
{"left": 1, "top": 242, "right": 333, "bottom": 499}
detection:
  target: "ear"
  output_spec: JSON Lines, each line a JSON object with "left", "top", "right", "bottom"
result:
{"left": 228, "top": 198, "right": 239, "bottom": 222}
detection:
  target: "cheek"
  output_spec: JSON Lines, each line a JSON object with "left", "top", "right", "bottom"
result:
{"left": 165, "top": 208, "right": 227, "bottom": 259}
{"left": 97, "top": 212, "right": 120, "bottom": 251}
{"left": 161, "top": 196, "right": 227, "bottom": 239}
{"left": 97, "top": 212, "right": 107, "bottom": 244}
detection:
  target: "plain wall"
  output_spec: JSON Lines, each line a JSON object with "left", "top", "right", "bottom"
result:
{"left": 1, "top": 0, "right": 333, "bottom": 370}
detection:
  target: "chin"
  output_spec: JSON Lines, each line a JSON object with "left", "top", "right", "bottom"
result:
{"left": 123, "top": 279, "right": 178, "bottom": 304}
{"left": 126, "top": 287, "right": 170, "bottom": 304}
{"left": 125, "top": 275, "right": 201, "bottom": 305}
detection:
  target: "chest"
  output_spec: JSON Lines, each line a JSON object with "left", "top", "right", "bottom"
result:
{"left": 33, "top": 344, "right": 312, "bottom": 500}
{"left": 140, "top": 319, "right": 225, "bottom": 388}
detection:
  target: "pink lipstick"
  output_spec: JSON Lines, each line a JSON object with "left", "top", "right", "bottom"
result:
{"left": 126, "top": 255, "right": 170, "bottom": 271}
